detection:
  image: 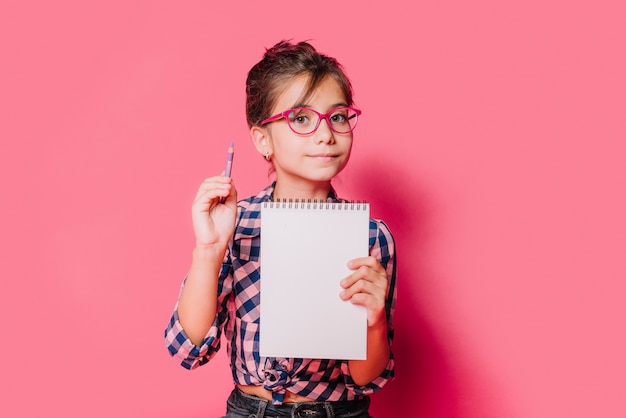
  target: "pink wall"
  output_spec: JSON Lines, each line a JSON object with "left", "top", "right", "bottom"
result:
{"left": 2, "top": 1, "right": 625, "bottom": 417}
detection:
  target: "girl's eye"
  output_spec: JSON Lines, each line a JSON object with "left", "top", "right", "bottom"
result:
{"left": 288, "top": 110, "right": 313, "bottom": 126}
{"left": 330, "top": 110, "right": 348, "bottom": 124}
{"left": 295, "top": 115, "right": 308, "bottom": 124}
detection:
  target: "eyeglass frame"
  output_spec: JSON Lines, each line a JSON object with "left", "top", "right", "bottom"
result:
{"left": 259, "top": 106, "right": 362, "bottom": 135}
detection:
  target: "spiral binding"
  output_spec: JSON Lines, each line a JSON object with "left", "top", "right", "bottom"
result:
{"left": 262, "top": 199, "right": 368, "bottom": 210}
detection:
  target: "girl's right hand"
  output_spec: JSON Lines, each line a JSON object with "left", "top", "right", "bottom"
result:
{"left": 191, "top": 175, "right": 238, "bottom": 250}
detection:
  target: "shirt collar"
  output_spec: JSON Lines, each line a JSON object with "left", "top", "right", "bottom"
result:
{"left": 265, "top": 181, "right": 340, "bottom": 202}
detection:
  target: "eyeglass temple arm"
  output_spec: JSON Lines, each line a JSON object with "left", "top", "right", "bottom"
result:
{"left": 260, "top": 114, "right": 285, "bottom": 126}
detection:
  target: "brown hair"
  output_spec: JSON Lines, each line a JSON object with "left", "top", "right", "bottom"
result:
{"left": 245, "top": 40, "right": 354, "bottom": 128}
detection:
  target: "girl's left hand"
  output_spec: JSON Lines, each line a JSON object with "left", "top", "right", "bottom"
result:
{"left": 340, "top": 256, "right": 388, "bottom": 327}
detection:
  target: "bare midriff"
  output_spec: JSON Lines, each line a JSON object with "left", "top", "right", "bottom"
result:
{"left": 237, "top": 384, "right": 316, "bottom": 403}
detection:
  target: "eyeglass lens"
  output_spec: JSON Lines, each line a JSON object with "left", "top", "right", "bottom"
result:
{"left": 286, "top": 108, "right": 358, "bottom": 134}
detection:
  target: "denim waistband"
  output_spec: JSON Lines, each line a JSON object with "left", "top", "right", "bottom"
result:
{"left": 225, "top": 387, "right": 371, "bottom": 418}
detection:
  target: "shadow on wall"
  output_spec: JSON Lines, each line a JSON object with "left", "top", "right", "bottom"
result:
{"left": 351, "top": 160, "right": 462, "bottom": 418}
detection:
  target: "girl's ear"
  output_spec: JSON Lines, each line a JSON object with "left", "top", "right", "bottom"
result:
{"left": 250, "top": 126, "right": 272, "bottom": 158}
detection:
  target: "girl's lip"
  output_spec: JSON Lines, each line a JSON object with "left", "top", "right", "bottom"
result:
{"left": 309, "top": 154, "right": 339, "bottom": 164}
{"left": 309, "top": 153, "right": 338, "bottom": 158}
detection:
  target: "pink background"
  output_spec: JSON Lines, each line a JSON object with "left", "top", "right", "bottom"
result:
{"left": 2, "top": 1, "right": 625, "bottom": 417}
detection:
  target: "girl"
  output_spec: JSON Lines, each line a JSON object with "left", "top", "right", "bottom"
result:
{"left": 165, "top": 40, "right": 397, "bottom": 418}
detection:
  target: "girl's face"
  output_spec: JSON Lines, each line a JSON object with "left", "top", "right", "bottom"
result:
{"left": 254, "top": 75, "right": 353, "bottom": 197}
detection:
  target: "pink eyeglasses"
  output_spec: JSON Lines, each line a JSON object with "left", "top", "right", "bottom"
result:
{"left": 260, "top": 107, "right": 361, "bottom": 135}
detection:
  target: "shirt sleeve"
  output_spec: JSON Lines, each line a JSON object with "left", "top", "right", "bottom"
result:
{"left": 341, "top": 219, "right": 397, "bottom": 394}
{"left": 163, "top": 257, "right": 233, "bottom": 370}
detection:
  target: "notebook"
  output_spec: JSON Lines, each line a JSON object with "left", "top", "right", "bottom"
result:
{"left": 259, "top": 199, "right": 370, "bottom": 360}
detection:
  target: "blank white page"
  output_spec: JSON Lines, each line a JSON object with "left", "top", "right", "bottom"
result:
{"left": 259, "top": 200, "right": 369, "bottom": 360}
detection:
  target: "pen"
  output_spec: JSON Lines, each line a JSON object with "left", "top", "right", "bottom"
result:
{"left": 220, "top": 142, "right": 234, "bottom": 204}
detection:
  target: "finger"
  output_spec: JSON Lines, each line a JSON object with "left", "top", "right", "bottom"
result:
{"left": 344, "top": 292, "right": 384, "bottom": 311}
{"left": 193, "top": 186, "right": 230, "bottom": 207}
{"left": 340, "top": 278, "right": 369, "bottom": 300}
{"left": 196, "top": 176, "right": 231, "bottom": 193}
{"left": 341, "top": 265, "right": 387, "bottom": 290}
{"left": 200, "top": 175, "right": 232, "bottom": 186}
{"left": 340, "top": 279, "right": 388, "bottom": 326}
{"left": 347, "top": 256, "right": 386, "bottom": 273}
{"left": 223, "top": 180, "right": 238, "bottom": 204}
{"left": 197, "top": 177, "right": 232, "bottom": 194}
{"left": 340, "top": 287, "right": 387, "bottom": 326}
{"left": 340, "top": 277, "right": 385, "bottom": 301}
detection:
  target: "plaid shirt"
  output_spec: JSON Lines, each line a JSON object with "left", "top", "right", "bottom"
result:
{"left": 164, "top": 183, "right": 397, "bottom": 404}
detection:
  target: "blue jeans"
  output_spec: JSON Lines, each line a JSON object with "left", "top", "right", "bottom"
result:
{"left": 223, "top": 387, "right": 372, "bottom": 418}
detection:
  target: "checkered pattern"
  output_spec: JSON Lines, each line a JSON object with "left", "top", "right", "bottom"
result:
{"left": 165, "top": 183, "right": 397, "bottom": 404}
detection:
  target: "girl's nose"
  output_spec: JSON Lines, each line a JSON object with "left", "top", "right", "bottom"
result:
{"left": 314, "top": 117, "right": 335, "bottom": 144}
